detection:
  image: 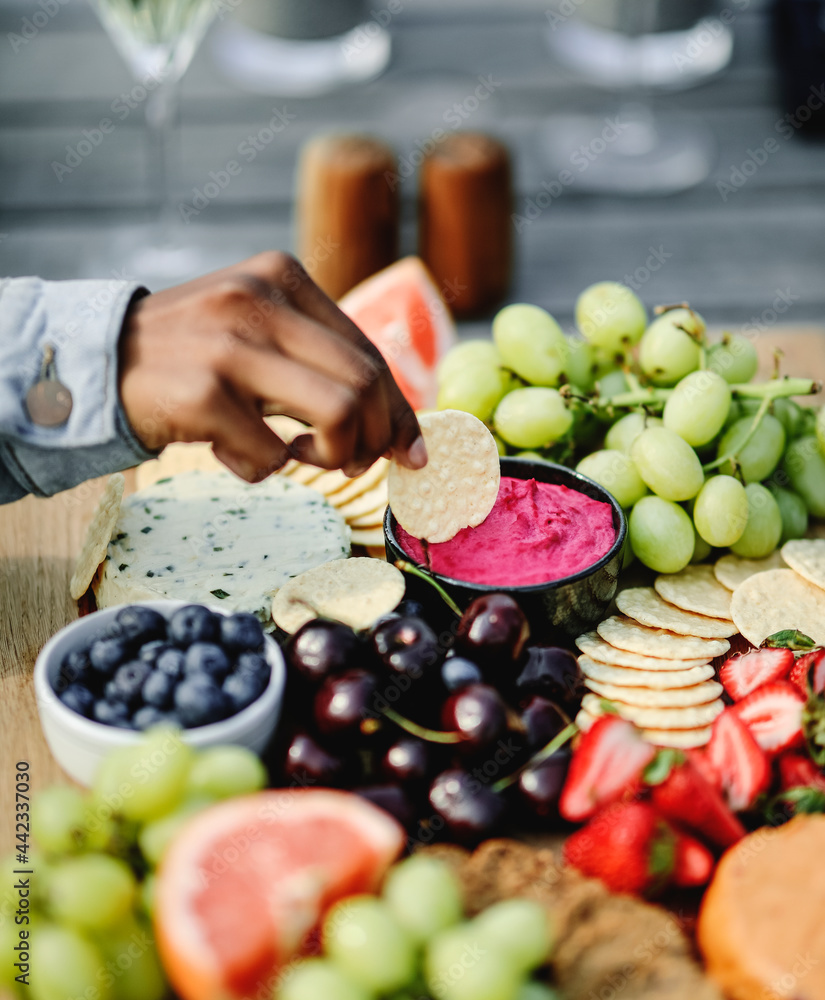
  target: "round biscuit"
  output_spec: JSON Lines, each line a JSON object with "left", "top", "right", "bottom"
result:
{"left": 616, "top": 588, "right": 738, "bottom": 639}
{"left": 581, "top": 692, "right": 724, "bottom": 729}
{"left": 576, "top": 631, "right": 711, "bottom": 670}
{"left": 654, "top": 565, "right": 733, "bottom": 621}
{"left": 584, "top": 677, "right": 723, "bottom": 708}
{"left": 597, "top": 615, "right": 730, "bottom": 659}
{"left": 578, "top": 656, "right": 715, "bottom": 689}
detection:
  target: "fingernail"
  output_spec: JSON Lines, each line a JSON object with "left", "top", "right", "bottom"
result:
{"left": 408, "top": 435, "right": 428, "bottom": 469}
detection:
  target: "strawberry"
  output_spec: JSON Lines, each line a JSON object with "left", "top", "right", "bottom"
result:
{"left": 788, "top": 648, "right": 825, "bottom": 697}
{"left": 705, "top": 709, "right": 771, "bottom": 811}
{"left": 559, "top": 714, "right": 656, "bottom": 823}
{"left": 647, "top": 754, "right": 746, "bottom": 848}
{"left": 563, "top": 801, "right": 675, "bottom": 896}
{"left": 686, "top": 747, "right": 723, "bottom": 791}
{"left": 732, "top": 680, "right": 806, "bottom": 755}
{"left": 672, "top": 829, "right": 714, "bottom": 888}
{"left": 719, "top": 647, "right": 794, "bottom": 701}
{"left": 778, "top": 752, "right": 825, "bottom": 793}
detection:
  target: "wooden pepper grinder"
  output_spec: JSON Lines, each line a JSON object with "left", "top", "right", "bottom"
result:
{"left": 295, "top": 133, "right": 399, "bottom": 300}
{"left": 418, "top": 132, "right": 513, "bottom": 318}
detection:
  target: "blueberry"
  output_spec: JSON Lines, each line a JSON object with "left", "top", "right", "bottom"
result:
{"left": 132, "top": 705, "right": 172, "bottom": 731}
{"left": 110, "top": 660, "right": 152, "bottom": 708}
{"left": 156, "top": 647, "right": 185, "bottom": 679}
{"left": 115, "top": 605, "right": 167, "bottom": 645}
{"left": 59, "top": 684, "right": 95, "bottom": 718}
{"left": 441, "top": 656, "right": 483, "bottom": 692}
{"left": 222, "top": 671, "right": 266, "bottom": 712}
{"left": 168, "top": 605, "right": 220, "bottom": 647}
{"left": 142, "top": 670, "right": 175, "bottom": 709}
{"left": 89, "top": 638, "right": 130, "bottom": 676}
{"left": 138, "top": 640, "right": 171, "bottom": 665}
{"left": 57, "top": 649, "right": 95, "bottom": 693}
{"left": 174, "top": 675, "right": 230, "bottom": 728}
{"left": 184, "top": 643, "right": 230, "bottom": 681}
{"left": 220, "top": 613, "right": 265, "bottom": 654}
{"left": 104, "top": 680, "right": 120, "bottom": 703}
{"left": 235, "top": 652, "right": 269, "bottom": 681}
{"left": 93, "top": 699, "right": 132, "bottom": 727}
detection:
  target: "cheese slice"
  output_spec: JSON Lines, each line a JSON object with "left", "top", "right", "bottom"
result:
{"left": 94, "top": 470, "right": 350, "bottom": 623}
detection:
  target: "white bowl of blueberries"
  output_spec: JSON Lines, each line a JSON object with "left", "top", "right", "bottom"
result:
{"left": 34, "top": 600, "right": 286, "bottom": 786}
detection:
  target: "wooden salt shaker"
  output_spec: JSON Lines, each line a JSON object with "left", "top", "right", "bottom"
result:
{"left": 295, "top": 133, "right": 399, "bottom": 300}
{"left": 418, "top": 132, "right": 513, "bottom": 318}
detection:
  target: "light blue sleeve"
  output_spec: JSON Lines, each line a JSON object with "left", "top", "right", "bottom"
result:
{"left": 0, "top": 277, "right": 159, "bottom": 504}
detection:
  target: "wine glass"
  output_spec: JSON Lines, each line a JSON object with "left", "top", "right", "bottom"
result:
{"left": 88, "top": 0, "right": 222, "bottom": 286}
{"left": 542, "top": 0, "right": 733, "bottom": 194}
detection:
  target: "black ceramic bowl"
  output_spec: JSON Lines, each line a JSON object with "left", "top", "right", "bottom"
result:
{"left": 384, "top": 456, "right": 627, "bottom": 640}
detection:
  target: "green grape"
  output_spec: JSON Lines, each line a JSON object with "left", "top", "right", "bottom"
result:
{"left": 30, "top": 924, "right": 110, "bottom": 1000}
{"left": 705, "top": 335, "right": 759, "bottom": 384}
{"left": 729, "top": 484, "right": 782, "bottom": 558}
{"left": 48, "top": 854, "right": 136, "bottom": 931}
{"left": 817, "top": 407, "right": 825, "bottom": 454}
{"left": 0, "top": 915, "right": 20, "bottom": 990}
{"left": 690, "top": 525, "right": 712, "bottom": 563}
{"left": 437, "top": 340, "right": 502, "bottom": 385}
{"left": 797, "top": 407, "right": 818, "bottom": 439}
{"left": 515, "top": 451, "right": 546, "bottom": 461}
{"left": 622, "top": 536, "right": 635, "bottom": 568}
{"left": 383, "top": 856, "right": 464, "bottom": 945}
{"left": 515, "top": 984, "right": 563, "bottom": 1000}
{"left": 492, "top": 433, "right": 507, "bottom": 456}
{"left": 492, "top": 304, "right": 567, "bottom": 386}
{"left": 473, "top": 900, "right": 550, "bottom": 974}
{"left": 93, "top": 916, "right": 167, "bottom": 1000}
{"left": 323, "top": 896, "right": 416, "bottom": 994}
{"left": 772, "top": 398, "right": 803, "bottom": 439}
{"left": 629, "top": 497, "right": 694, "bottom": 574}
{"left": 562, "top": 337, "right": 596, "bottom": 392}
{"left": 277, "top": 959, "right": 371, "bottom": 1000}
{"left": 138, "top": 797, "right": 211, "bottom": 868}
{"left": 604, "top": 413, "right": 662, "bottom": 454}
{"left": 186, "top": 745, "right": 267, "bottom": 800}
{"left": 630, "top": 428, "right": 704, "bottom": 502}
{"left": 576, "top": 450, "right": 647, "bottom": 508}
{"left": 595, "top": 369, "right": 629, "bottom": 400}
{"left": 693, "top": 475, "right": 749, "bottom": 548}
{"left": 425, "top": 923, "right": 522, "bottom": 1000}
{"left": 717, "top": 414, "right": 785, "bottom": 483}
{"left": 575, "top": 282, "right": 647, "bottom": 352}
{"left": 493, "top": 388, "right": 572, "bottom": 450}
{"left": 638, "top": 308, "right": 704, "bottom": 386}
{"left": 663, "top": 371, "right": 731, "bottom": 447}
{"left": 140, "top": 874, "right": 156, "bottom": 917}
{"left": 784, "top": 436, "right": 825, "bottom": 517}
{"left": 92, "top": 728, "right": 194, "bottom": 823}
{"left": 30, "top": 786, "right": 88, "bottom": 854}
{"left": 437, "top": 364, "right": 508, "bottom": 423}
{"left": 766, "top": 483, "right": 809, "bottom": 544}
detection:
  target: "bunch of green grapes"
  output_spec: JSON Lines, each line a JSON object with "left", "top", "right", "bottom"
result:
{"left": 1, "top": 730, "right": 266, "bottom": 1000}
{"left": 435, "top": 282, "right": 821, "bottom": 575}
{"left": 276, "top": 854, "right": 560, "bottom": 1000}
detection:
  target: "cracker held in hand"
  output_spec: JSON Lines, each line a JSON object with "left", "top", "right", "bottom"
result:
{"left": 388, "top": 410, "right": 500, "bottom": 543}
{"left": 654, "top": 565, "right": 733, "bottom": 622}
{"left": 731, "top": 567, "right": 825, "bottom": 647}
{"left": 575, "top": 631, "right": 711, "bottom": 671}
{"left": 272, "top": 557, "right": 405, "bottom": 633}
{"left": 596, "top": 615, "right": 731, "bottom": 660}
{"left": 713, "top": 550, "right": 785, "bottom": 592}
{"left": 616, "top": 588, "right": 738, "bottom": 639}
{"left": 780, "top": 539, "right": 825, "bottom": 593}
{"left": 69, "top": 473, "right": 125, "bottom": 600}
{"left": 578, "top": 655, "right": 716, "bottom": 689}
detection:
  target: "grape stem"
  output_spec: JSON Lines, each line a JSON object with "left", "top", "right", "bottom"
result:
{"left": 394, "top": 560, "right": 463, "bottom": 618}
{"left": 702, "top": 395, "right": 771, "bottom": 473}
{"left": 592, "top": 376, "right": 819, "bottom": 411}
{"left": 379, "top": 705, "right": 463, "bottom": 743}
{"left": 492, "top": 721, "right": 578, "bottom": 793}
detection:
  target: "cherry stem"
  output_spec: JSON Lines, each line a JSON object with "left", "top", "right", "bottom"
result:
{"left": 394, "top": 560, "right": 463, "bottom": 617}
{"left": 703, "top": 395, "right": 771, "bottom": 473}
{"left": 380, "top": 705, "right": 463, "bottom": 744}
{"left": 492, "top": 721, "right": 579, "bottom": 793}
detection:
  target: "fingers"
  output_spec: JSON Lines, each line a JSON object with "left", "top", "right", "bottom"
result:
{"left": 204, "top": 386, "right": 292, "bottom": 483}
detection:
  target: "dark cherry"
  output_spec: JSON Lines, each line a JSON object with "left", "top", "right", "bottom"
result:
{"left": 428, "top": 769, "right": 506, "bottom": 845}
{"left": 441, "top": 656, "right": 483, "bottom": 693}
{"left": 515, "top": 646, "right": 582, "bottom": 710}
{"left": 313, "top": 668, "right": 378, "bottom": 738}
{"left": 521, "top": 696, "right": 567, "bottom": 750}
{"left": 441, "top": 683, "right": 507, "bottom": 750}
{"left": 283, "top": 732, "right": 343, "bottom": 785}
{"left": 454, "top": 594, "right": 529, "bottom": 672}
{"left": 371, "top": 616, "right": 444, "bottom": 681}
{"left": 518, "top": 751, "right": 570, "bottom": 817}
{"left": 356, "top": 784, "right": 415, "bottom": 828}
{"left": 381, "top": 737, "right": 431, "bottom": 785}
{"left": 285, "top": 619, "right": 362, "bottom": 685}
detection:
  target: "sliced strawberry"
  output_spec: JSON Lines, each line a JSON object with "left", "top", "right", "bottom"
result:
{"left": 686, "top": 747, "right": 723, "bottom": 792}
{"left": 788, "top": 648, "right": 825, "bottom": 697}
{"left": 778, "top": 753, "right": 825, "bottom": 793}
{"left": 648, "top": 757, "right": 745, "bottom": 848}
{"left": 706, "top": 709, "right": 771, "bottom": 811}
{"left": 719, "top": 647, "right": 794, "bottom": 701}
{"left": 559, "top": 715, "right": 656, "bottom": 823}
{"left": 732, "top": 680, "right": 806, "bottom": 755}
{"left": 672, "top": 829, "right": 714, "bottom": 888}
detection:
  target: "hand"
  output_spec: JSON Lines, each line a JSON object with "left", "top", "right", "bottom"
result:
{"left": 118, "top": 251, "right": 427, "bottom": 482}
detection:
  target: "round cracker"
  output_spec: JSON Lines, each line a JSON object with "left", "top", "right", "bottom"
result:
{"left": 654, "top": 565, "right": 733, "bottom": 621}
{"left": 584, "top": 677, "right": 723, "bottom": 708}
{"left": 641, "top": 727, "right": 712, "bottom": 749}
{"left": 388, "top": 410, "right": 500, "bottom": 543}
{"left": 350, "top": 527, "right": 387, "bottom": 547}
{"left": 271, "top": 557, "right": 404, "bottom": 633}
{"left": 616, "top": 588, "right": 738, "bottom": 639}
{"left": 347, "top": 509, "right": 387, "bottom": 530}
{"left": 338, "top": 484, "right": 388, "bottom": 520}
{"left": 326, "top": 458, "right": 389, "bottom": 508}
{"left": 597, "top": 615, "right": 730, "bottom": 659}
{"left": 581, "top": 692, "right": 724, "bottom": 729}
{"left": 780, "top": 539, "right": 825, "bottom": 593}
{"left": 731, "top": 567, "right": 825, "bottom": 647}
{"left": 575, "top": 631, "right": 711, "bottom": 671}
{"left": 575, "top": 707, "right": 599, "bottom": 732}
{"left": 578, "top": 656, "right": 716, "bottom": 689}
{"left": 69, "top": 474, "right": 126, "bottom": 600}
{"left": 713, "top": 550, "right": 786, "bottom": 591}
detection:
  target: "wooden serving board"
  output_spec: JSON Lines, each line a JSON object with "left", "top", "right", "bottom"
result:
{"left": 2, "top": 327, "right": 824, "bottom": 849}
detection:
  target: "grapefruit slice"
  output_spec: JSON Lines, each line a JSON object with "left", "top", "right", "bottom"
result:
{"left": 154, "top": 789, "right": 404, "bottom": 1000}
{"left": 338, "top": 256, "right": 457, "bottom": 410}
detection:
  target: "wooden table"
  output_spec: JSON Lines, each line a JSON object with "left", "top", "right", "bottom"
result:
{"left": 2, "top": 328, "right": 824, "bottom": 849}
